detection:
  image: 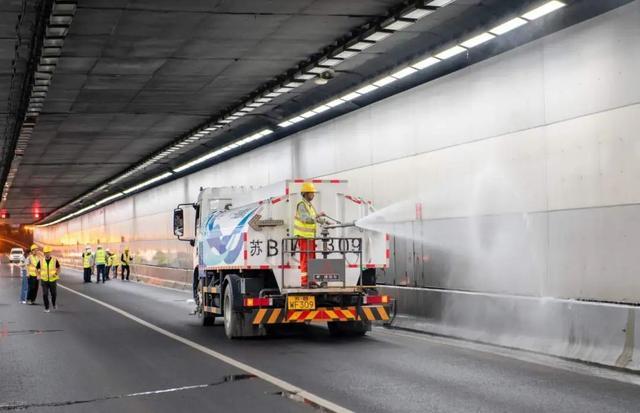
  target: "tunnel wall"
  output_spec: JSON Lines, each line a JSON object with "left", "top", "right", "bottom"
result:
{"left": 36, "top": 3, "right": 640, "bottom": 303}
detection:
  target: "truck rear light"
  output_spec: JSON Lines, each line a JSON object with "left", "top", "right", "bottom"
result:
{"left": 244, "top": 297, "right": 273, "bottom": 307}
{"left": 363, "top": 295, "right": 389, "bottom": 305}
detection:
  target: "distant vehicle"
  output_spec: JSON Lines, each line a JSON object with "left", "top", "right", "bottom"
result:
{"left": 173, "top": 179, "right": 393, "bottom": 339}
{"left": 9, "top": 247, "right": 24, "bottom": 263}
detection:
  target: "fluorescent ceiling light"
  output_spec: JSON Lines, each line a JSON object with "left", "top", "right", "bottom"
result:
{"left": 427, "top": 0, "right": 455, "bottom": 6}
{"left": 356, "top": 84, "right": 378, "bottom": 95}
{"left": 259, "top": 129, "right": 273, "bottom": 136}
{"left": 232, "top": 111, "right": 246, "bottom": 117}
{"left": 247, "top": 102, "right": 264, "bottom": 108}
{"left": 412, "top": 56, "right": 440, "bottom": 70}
{"left": 489, "top": 17, "right": 527, "bottom": 35}
{"left": 123, "top": 172, "right": 173, "bottom": 194}
{"left": 373, "top": 76, "right": 398, "bottom": 87}
{"left": 312, "top": 105, "right": 331, "bottom": 113}
{"left": 307, "top": 66, "right": 327, "bottom": 74}
{"left": 327, "top": 98, "right": 346, "bottom": 107}
{"left": 334, "top": 50, "right": 358, "bottom": 59}
{"left": 295, "top": 73, "right": 316, "bottom": 80}
{"left": 95, "top": 192, "right": 125, "bottom": 206}
{"left": 460, "top": 32, "right": 495, "bottom": 48}
{"left": 522, "top": 1, "right": 565, "bottom": 20}
{"left": 348, "top": 41, "right": 375, "bottom": 51}
{"left": 255, "top": 97, "right": 272, "bottom": 103}
{"left": 341, "top": 92, "right": 361, "bottom": 101}
{"left": 240, "top": 107, "right": 255, "bottom": 112}
{"left": 290, "top": 116, "right": 305, "bottom": 123}
{"left": 275, "top": 87, "right": 294, "bottom": 93}
{"left": 205, "top": 127, "right": 217, "bottom": 131}
{"left": 365, "top": 31, "right": 392, "bottom": 42}
{"left": 278, "top": 121, "right": 293, "bottom": 128}
{"left": 300, "top": 111, "right": 316, "bottom": 119}
{"left": 436, "top": 45, "right": 466, "bottom": 59}
{"left": 391, "top": 66, "right": 418, "bottom": 79}
{"left": 402, "top": 9, "right": 433, "bottom": 19}
{"left": 285, "top": 81, "right": 303, "bottom": 88}
{"left": 219, "top": 119, "right": 232, "bottom": 124}
{"left": 319, "top": 58, "right": 342, "bottom": 67}
{"left": 265, "top": 92, "right": 282, "bottom": 98}
{"left": 384, "top": 20, "right": 413, "bottom": 31}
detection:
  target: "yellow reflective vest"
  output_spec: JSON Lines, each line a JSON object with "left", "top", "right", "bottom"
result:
{"left": 107, "top": 254, "right": 113, "bottom": 266}
{"left": 95, "top": 249, "right": 106, "bottom": 265}
{"left": 121, "top": 251, "right": 130, "bottom": 266}
{"left": 27, "top": 255, "right": 39, "bottom": 277}
{"left": 112, "top": 252, "right": 121, "bottom": 266}
{"left": 82, "top": 252, "right": 92, "bottom": 268}
{"left": 293, "top": 199, "right": 317, "bottom": 238}
{"left": 39, "top": 257, "right": 59, "bottom": 282}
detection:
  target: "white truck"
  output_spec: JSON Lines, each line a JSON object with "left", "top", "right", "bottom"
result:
{"left": 173, "top": 179, "right": 393, "bottom": 338}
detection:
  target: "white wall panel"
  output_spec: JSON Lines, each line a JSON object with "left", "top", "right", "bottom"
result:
{"left": 543, "top": 2, "right": 640, "bottom": 123}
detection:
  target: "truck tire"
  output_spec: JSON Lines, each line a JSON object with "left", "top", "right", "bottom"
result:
{"left": 223, "top": 285, "right": 242, "bottom": 338}
{"left": 328, "top": 320, "right": 370, "bottom": 337}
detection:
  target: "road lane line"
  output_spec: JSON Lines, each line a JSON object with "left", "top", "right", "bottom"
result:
{"left": 58, "top": 283, "right": 352, "bottom": 413}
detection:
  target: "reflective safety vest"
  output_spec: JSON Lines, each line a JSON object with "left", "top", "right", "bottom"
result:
{"left": 40, "top": 257, "right": 59, "bottom": 282}
{"left": 122, "top": 252, "right": 130, "bottom": 266}
{"left": 112, "top": 253, "right": 121, "bottom": 266}
{"left": 107, "top": 254, "right": 113, "bottom": 266}
{"left": 27, "top": 255, "right": 39, "bottom": 277}
{"left": 95, "top": 249, "right": 106, "bottom": 265}
{"left": 82, "top": 252, "right": 92, "bottom": 268}
{"left": 293, "top": 200, "right": 317, "bottom": 238}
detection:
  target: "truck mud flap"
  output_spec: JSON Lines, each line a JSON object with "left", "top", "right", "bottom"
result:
{"left": 251, "top": 305, "right": 391, "bottom": 325}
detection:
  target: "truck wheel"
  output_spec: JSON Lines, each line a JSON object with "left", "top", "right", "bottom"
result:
{"left": 328, "top": 321, "right": 370, "bottom": 337}
{"left": 223, "top": 286, "right": 242, "bottom": 338}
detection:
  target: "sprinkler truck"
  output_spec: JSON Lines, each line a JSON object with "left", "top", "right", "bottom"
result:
{"left": 173, "top": 179, "right": 393, "bottom": 338}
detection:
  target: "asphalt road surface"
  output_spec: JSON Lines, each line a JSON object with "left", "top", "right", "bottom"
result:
{"left": 2, "top": 264, "right": 640, "bottom": 412}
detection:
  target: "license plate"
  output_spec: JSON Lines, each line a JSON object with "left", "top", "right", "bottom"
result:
{"left": 287, "top": 295, "right": 316, "bottom": 310}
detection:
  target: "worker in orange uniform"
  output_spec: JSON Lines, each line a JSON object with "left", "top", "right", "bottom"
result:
{"left": 36, "top": 246, "right": 60, "bottom": 313}
{"left": 293, "top": 182, "right": 326, "bottom": 287}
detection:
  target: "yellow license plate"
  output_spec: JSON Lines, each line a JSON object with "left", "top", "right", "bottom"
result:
{"left": 287, "top": 295, "right": 316, "bottom": 310}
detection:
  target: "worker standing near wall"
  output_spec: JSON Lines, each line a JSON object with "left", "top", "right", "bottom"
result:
{"left": 120, "top": 247, "right": 132, "bottom": 281}
{"left": 105, "top": 249, "right": 113, "bottom": 281}
{"left": 18, "top": 247, "right": 28, "bottom": 304}
{"left": 95, "top": 245, "right": 106, "bottom": 283}
{"left": 36, "top": 246, "right": 60, "bottom": 313}
{"left": 112, "top": 250, "right": 120, "bottom": 280}
{"left": 293, "top": 182, "right": 326, "bottom": 287}
{"left": 26, "top": 244, "right": 40, "bottom": 304}
{"left": 82, "top": 246, "right": 93, "bottom": 283}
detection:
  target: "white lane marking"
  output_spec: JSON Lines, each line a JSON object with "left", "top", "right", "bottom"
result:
{"left": 58, "top": 283, "right": 352, "bottom": 413}
{"left": 373, "top": 328, "right": 640, "bottom": 386}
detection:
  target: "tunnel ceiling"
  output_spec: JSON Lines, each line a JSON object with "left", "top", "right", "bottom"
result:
{"left": 2, "top": 0, "right": 630, "bottom": 224}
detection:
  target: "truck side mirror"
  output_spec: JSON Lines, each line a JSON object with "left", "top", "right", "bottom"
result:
{"left": 173, "top": 208, "right": 184, "bottom": 237}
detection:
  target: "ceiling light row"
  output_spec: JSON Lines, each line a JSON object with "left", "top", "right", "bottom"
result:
{"left": 277, "top": 0, "right": 565, "bottom": 130}
{"left": 2, "top": 1, "right": 77, "bottom": 210}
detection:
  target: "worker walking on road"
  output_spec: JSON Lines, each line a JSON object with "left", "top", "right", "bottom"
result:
{"left": 120, "top": 247, "right": 132, "bottom": 281}
{"left": 26, "top": 244, "right": 40, "bottom": 304}
{"left": 95, "top": 245, "right": 106, "bottom": 283}
{"left": 18, "top": 247, "right": 28, "bottom": 303}
{"left": 82, "top": 246, "right": 93, "bottom": 283}
{"left": 293, "top": 182, "right": 326, "bottom": 287}
{"left": 36, "top": 246, "right": 60, "bottom": 313}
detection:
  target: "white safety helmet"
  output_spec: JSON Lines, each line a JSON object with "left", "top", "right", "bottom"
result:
{"left": 85, "top": 245, "right": 91, "bottom": 251}
{"left": 97, "top": 245, "right": 103, "bottom": 249}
